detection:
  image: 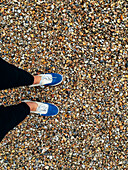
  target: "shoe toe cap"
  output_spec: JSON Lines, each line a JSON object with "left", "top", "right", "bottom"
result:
{"left": 47, "top": 103, "right": 59, "bottom": 116}
{"left": 52, "top": 73, "right": 63, "bottom": 85}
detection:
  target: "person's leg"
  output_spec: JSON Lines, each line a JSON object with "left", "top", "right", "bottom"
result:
{"left": 0, "top": 58, "right": 62, "bottom": 142}
{"left": 0, "top": 57, "right": 63, "bottom": 90}
{"left": 0, "top": 100, "right": 57, "bottom": 142}
{"left": 0, "top": 58, "right": 34, "bottom": 90}
{"left": 0, "top": 102, "right": 30, "bottom": 142}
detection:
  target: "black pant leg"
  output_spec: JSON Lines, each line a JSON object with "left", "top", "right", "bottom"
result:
{"left": 0, "top": 102, "right": 30, "bottom": 142}
{"left": 0, "top": 58, "right": 34, "bottom": 90}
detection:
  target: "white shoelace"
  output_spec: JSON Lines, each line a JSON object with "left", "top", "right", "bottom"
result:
{"left": 40, "top": 75, "right": 58, "bottom": 86}
{"left": 40, "top": 75, "right": 53, "bottom": 85}
{"left": 41, "top": 76, "right": 52, "bottom": 81}
{"left": 37, "top": 104, "right": 48, "bottom": 114}
{"left": 41, "top": 75, "right": 58, "bottom": 81}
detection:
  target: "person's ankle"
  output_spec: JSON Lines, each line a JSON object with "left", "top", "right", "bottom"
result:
{"left": 25, "top": 102, "right": 38, "bottom": 111}
{"left": 33, "top": 76, "right": 41, "bottom": 85}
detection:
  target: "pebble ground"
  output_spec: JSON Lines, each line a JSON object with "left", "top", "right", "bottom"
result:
{"left": 0, "top": 0, "right": 127, "bottom": 169}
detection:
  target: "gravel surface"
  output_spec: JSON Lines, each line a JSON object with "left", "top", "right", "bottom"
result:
{"left": 0, "top": 0, "right": 127, "bottom": 169}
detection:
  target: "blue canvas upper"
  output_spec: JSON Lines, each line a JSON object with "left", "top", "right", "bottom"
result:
{"left": 40, "top": 103, "right": 59, "bottom": 116}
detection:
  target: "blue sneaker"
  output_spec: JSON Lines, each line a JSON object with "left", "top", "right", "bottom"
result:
{"left": 23, "top": 100, "right": 59, "bottom": 116}
{"left": 30, "top": 73, "right": 63, "bottom": 87}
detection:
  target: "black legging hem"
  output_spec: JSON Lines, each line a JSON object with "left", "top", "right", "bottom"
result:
{"left": 0, "top": 58, "right": 34, "bottom": 90}
{"left": 0, "top": 57, "right": 34, "bottom": 142}
{"left": 0, "top": 102, "right": 30, "bottom": 142}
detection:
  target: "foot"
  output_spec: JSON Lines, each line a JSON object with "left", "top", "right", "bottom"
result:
{"left": 30, "top": 73, "right": 63, "bottom": 87}
{"left": 23, "top": 100, "right": 59, "bottom": 116}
